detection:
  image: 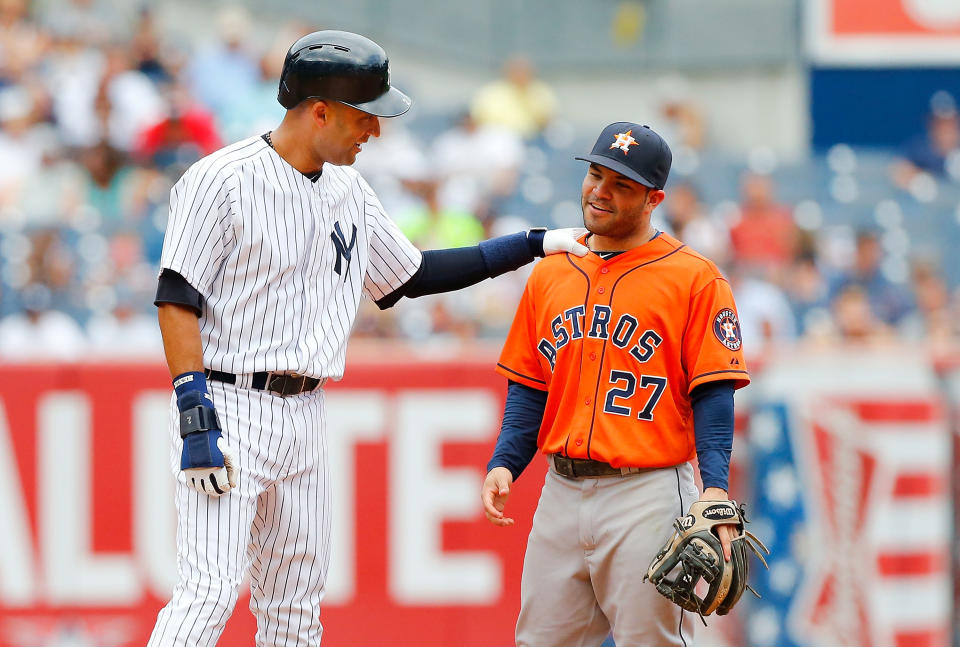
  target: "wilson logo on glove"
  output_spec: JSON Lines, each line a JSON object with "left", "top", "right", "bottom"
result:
{"left": 701, "top": 504, "right": 737, "bottom": 520}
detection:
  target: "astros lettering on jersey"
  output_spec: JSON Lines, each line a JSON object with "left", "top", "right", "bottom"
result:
{"left": 497, "top": 232, "right": 749, "bottom": 468}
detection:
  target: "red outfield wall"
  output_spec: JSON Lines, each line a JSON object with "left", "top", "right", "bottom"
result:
{"left": 0, "top": 358, "right": 544, "bottom": 647}
{"left": 0, "top": 348, "right": 953, "bottom": 647}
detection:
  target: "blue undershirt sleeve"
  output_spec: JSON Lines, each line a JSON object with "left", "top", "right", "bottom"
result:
{"left": 691, "top": 380, "right": 736, "bottom": 492}
{"left": 487, "top": 380, "right": 547, "bottom": 481}
{"left": 375, "top": 232, "right": 542, "bottom": 310}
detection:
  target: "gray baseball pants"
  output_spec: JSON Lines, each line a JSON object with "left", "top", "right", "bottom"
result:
{"left": 516, "top": 458, "right": 699, "bottom": 647}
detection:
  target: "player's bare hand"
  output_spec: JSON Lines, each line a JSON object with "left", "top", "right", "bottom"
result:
{"left": 481, "top": 467, "right": 515, "bottom": 527}
{"left": 542, "top": 228, "right": 589, "bottom": 257}
{"left": 701, "top": 486, "right": 735, "bottom": 561}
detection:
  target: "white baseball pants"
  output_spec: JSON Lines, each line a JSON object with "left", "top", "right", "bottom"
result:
{"left": 148, "top": 380, "right": 330, "bottom": 646}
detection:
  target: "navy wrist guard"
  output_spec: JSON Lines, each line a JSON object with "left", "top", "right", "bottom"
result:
{"left": 179, "top": 405, "right": 221, "bottom": 439}
{"left": 526, "top": 227, "right": 547, "bottom": 257}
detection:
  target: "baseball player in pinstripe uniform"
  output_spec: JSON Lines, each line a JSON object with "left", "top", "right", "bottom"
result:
{"left": 148, "top": 30, "right": 587, "bottom": 646}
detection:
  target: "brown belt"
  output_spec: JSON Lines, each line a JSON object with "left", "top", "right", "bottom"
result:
{"left": 550, "top": 454, "right": 650, "bottom": 479}
{"left": 205, "top": 369, "right": 326, "bottom": 397}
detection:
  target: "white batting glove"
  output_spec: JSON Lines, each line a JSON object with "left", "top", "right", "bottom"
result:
{"left": 184, "top": 437, "right": 237, "bottom": 497}
{"left": 543, "top": 227, "right": 589, "bottom": 257}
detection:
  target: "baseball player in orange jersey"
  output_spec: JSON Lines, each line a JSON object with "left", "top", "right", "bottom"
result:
{"left": 481, "top": 122, "right": 750, "bottom": 646}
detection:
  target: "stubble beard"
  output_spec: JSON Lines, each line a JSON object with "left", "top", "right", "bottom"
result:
{"left": 581, "top": 197, "right": 650, "bottom": 243}
{"left": 581, "top": 201, "right": 632, "bottom": 239}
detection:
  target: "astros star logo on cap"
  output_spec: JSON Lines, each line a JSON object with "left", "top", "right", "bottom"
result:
{"left": 610, "top": 130, "right": 638, "bottom": 155}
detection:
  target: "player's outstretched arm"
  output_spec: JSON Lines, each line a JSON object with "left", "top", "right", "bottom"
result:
{"left": 158, "top": 303, "right": 237, "bottom": 497}
{"left": 375, "top": 228, "right": 588, "bottom": 309}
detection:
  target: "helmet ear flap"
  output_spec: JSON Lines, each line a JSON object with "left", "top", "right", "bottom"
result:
{"left": 277, "top": 68, "right": 295, "bottom": 108}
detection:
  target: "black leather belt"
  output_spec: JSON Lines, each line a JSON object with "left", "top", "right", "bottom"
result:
{"left": 205, "top": 369, "right": 326, "bottom": 397}
{"left": 550, "top": 454, "right": 647, "bottom": 479}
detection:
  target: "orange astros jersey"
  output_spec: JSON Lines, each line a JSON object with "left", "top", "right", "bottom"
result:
{"left": 496, "top": 232, "right": 750, "bottom": 468}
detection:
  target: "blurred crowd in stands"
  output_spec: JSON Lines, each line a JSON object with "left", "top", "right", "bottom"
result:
{"left": 2, "top": 0, "right": 960, "bottom": 363}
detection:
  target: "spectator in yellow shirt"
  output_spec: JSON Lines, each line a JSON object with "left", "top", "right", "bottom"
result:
{"left": 397, "top": 176, "right": 485, "bottom": 249}
{"left": 471, "top": 56, "right": 557, "bottom": 139}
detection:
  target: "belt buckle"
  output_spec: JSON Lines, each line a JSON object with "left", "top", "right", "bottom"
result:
{"left": 269, "top": 372, "right": 311, "bottom": 397}
{"left": 287, "top": 373, "right": 305, "bottom": 394}
{"left": 267, "top": 372, "right": 290, "bottom": 396}
{"left": 552, "top": 455, "right": 576, "bottom": 478}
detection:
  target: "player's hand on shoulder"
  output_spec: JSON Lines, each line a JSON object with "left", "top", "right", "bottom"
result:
{"left": 481, "top": 466, "right": 515, "bottom": 527}
{"left": 528, "top": 227, "right": 589, "bottom": 258}
{"left": 174, "top": 371, "right": 237, "bottom": 497}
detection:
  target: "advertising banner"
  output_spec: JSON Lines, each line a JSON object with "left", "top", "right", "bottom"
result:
{"left": 807, "top": 0, "right": 960, "bottom": 64}
{"left": 0, "top": 351, "right": 954, "bottom": 646}
{"left": 746, "top": 350, "right": 951, "bottom": 647}
{"left": 0, "top": 360, "right": 543, "bottom": 647}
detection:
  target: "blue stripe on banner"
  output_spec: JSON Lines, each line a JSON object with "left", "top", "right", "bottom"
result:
{"left": 745, "top": 402, "right": 805, "bottom": 647}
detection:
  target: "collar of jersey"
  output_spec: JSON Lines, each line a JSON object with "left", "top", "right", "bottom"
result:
{"left": 262, "top": 132, "right": 324, "bottom": 184}
{"left": 578, "top": 231, "right": 676, "bottom": 267}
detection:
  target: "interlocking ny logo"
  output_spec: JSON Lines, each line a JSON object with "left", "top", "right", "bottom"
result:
{"left": 330, "top": 222, "right": 357, "bottom": 277}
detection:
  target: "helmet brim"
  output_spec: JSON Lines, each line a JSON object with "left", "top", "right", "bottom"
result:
{"left": 346, "top": 86, "right": 412, "bottom": 118}
{"left": 574, "top": 154, "right": 661, "bottom": 190}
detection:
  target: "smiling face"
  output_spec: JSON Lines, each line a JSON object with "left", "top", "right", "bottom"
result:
{"left": 313, "top": 100, "right": 381, "bottom": 166}
{"left": 580, "top": 163, "right": 665, "bottom": 250}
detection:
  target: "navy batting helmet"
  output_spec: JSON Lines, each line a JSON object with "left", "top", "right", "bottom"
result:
{"left": 277, "top": 30, "right": 412, "bottom": 117}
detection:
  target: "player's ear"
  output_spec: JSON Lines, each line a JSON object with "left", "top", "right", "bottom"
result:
{"left": 647, "top": 189, "right": 666, "bottom": 209}
{"left": 309, "top": 99, "right": 331, "bottom": 127}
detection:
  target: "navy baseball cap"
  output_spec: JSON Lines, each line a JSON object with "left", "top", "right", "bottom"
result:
{"left": 575, "top": 122, "right": 672, "bottom": 190}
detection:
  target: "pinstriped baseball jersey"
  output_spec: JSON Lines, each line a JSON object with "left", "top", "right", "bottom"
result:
{"left": 159, "top": 135, "right": 422, "bottom": 379}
